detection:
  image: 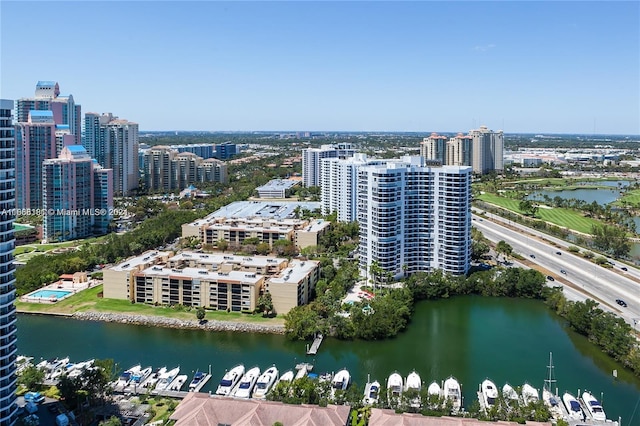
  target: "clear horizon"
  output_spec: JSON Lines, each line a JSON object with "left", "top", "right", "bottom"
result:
{"left": 1, "top": 1, "right": 638, "bottom": 135}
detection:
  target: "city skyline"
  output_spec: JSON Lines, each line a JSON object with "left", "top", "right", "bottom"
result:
{"left": 1, "top": 1, "right": 638, "bottom": 135}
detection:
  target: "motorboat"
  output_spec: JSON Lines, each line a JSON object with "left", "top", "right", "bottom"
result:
{"left": 387, "top": 372, "right": 403, "bottom": 400}
{"left": 252, "top": 366, "right": 279, "bottom": 399}
{"left": 443, "top": 376, "right": 462, "bottom": 413}
{"left": 232, "top": 366, "right": 260, "bottom": 398}
{"left": 140, "top": 367, "right": 164, "bottom": 389}
{"left": 582, "top": 391, "right": 606, "bottom": 421}
{"left": 332, "top": 369, "right": 351, "bottom": 391}
{"left": 363, "top": 379, "right": 381, "bottom": 405}
{"left": 401, "top": 371, "right": 420, "bottom": 408}
{"left": 427, "top": 381, "right": 441, "bottom": 397}
{"left": 502, "top": 383, "right": 519, "bottom": 403}
{"left": 274, "top": 370, "right": 294, "bottom": 388}
{"left": 216, "top": 365, "right": 245, "bottom": 396}
{"left": 295, "top": 365, "right": 308, "bottom": 380}
{"left": 168, "top": 374, "right": 188, "bottom": 391}
{"left": 189, "top": 371, "right": 206, "bottom": 391}
{"left": 521, "top": 383, "right": 539, "bottom": 405}
{"left": 141, "top": 367, "right": 166, "bottom": 389}
{"left": 114, "top": 365, "right": 141, "bottom": 388}
{"left": 405, "top": 371, "right": 422, "bottom": 393}
{"left": 130, "top": 366, "right": 153, "bottom": 386}
{"left": 155, "top": 366, "right": 180, "bottom": 392}
{"left": 481, "top": 379, "right": 498, "bottom": 408}
{"left": 67, "top": 359, "right": 95, "bottom": 379}
{"left": 562, "top": 392, "right": 584, "bottom": 421}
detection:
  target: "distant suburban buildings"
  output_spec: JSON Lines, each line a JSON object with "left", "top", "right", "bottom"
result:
{"left": 42, "top": 145, "right": 113, "bottom": 242}
{"left": 320, "top": 153, "right": 386, "bottom": 222}
{"left": 357, "top": 157, "right": 472, "bottom": 281}
{"left": 255, "top": 179, "right": 299, "bottom": 199}
{"left": 103, "top": 250, "right": 320, "bottom": 314}
{"left": 215, "top": 142, "right": 238, "bottom": 160}
{"left": 142, "top": 146, "right": 227, "bottom": 191}
{"left": 302, "top": 143, "right": 355, "bottom": 187}
{"left": 420, "top": 126, "right": 503, "bottom": 174}
{"left": 170, "top": 143, "right": 215, "bottom": 159}
{"left": 83, "top": 112, "right": 139, "bottom": 196}
{"left": 181, "top": 201, "right": 328, "bottom": 250}
{"left": 0, "top": 99, "right": 18, "bottom": 425}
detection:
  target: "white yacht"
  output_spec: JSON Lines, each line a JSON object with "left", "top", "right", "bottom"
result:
{"left": 275, "top": 370, "right": 294, "bottom": 388}
{"left": 188, "top": 371, "right": 207, "bottom": 391}
{"left": 252, "top": 366, "right": 279, "bottom": 399}
{"left": 542, "top": 352, "right": 563, "bottom": 419}
{"left": 562, "top": 392, "right": 584, "bottom": 421}
{"left": 168, "top": 374, "right": 188, "bottom": 391}
{"left": 363, "top": 379, "right": 381, "bottom": 405}
{"left": 404, "top": 371, "right": 422, "bottom": 408}
{"left": 521, "top": 383, "right": 539, "bottom": 405}
{"left": 582, "top": 391, "right": 606, "bottom": 421}
{"left": 387, "top": 372, "right": 403, "bottom": 400}
{"left": 443, "top": 377, "right": 462, "bottom": 413}
{"left": 114, "top": 365, "right": 141, "bottom": 388}
{"left": 502, "top": 383, "right": 519, "bottom": 403}
{"left": 427, "top": 380, "right": 441, "bottom": 397}
{"left": 331, "top": 369, "right": 351, "bottom": 394}
{"left": 233, "top": 366, "right": 261, "bottom": 399}
{"left": 155, "top": 366, "right": 180, "bottom": 392}
{"left": 130, "top": 366, "right": 152, "bottom": 387}
{"left": 141, "top": 367, "right": 166, "bottom": 389}
{"left": 216, "top": 364, "right": 245, "bottom": 396}
{"left": 481, "top": 379, "right": 498, "bottom": 408}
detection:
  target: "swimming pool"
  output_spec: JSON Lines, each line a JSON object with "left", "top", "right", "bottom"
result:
{"left": 28, "top": 289, "right": 72, "bottom": 300}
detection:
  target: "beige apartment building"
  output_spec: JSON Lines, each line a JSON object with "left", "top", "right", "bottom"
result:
{"left": 102, "top": 251, "right": 319, "bottom": 314}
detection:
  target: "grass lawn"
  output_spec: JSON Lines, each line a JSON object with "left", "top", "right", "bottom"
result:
{"left": 615, "top": 189, "right": 640, "bottom": 207}
{"left": 16, "top": 284, "right": 284, "bottom": 325}
{"left": 476, "top": 193, "right": 601, "bottom": 234}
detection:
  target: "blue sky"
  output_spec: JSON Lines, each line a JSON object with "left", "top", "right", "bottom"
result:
{"left": 1, "top": 1, "right": 638, "bottom": 134}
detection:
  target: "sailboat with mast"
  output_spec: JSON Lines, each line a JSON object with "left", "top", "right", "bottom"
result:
{"left": 542, "top": 352, "right": 564, "bottom": 420}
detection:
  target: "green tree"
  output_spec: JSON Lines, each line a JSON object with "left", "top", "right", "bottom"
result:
{"left": 495, "top": 240, "right": 513, "bottom": 263}
{"left": 19, "top": 365, "right": 45, "bottom": 390}
{"left": 196, "top": 307, "right": 206, "bottom": 322}
{"left": 217, "top": 239, "right": 229, "bottom": 252}
{"left": 256, "top": 292, "right": 274, "bottom": 317}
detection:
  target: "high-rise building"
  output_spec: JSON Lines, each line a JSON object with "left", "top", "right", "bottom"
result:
{"left": 15, "top": 110, "right": 58, "bottom": 209}
{"left": 320, "top": 154, "right": 385, "bottom": 222}
{"left": 357, "top": 157, "right": 472, "bottom": 282}
{"left": 16, "top": 81, "right": 81, "bottom": 145}
{"left": 470, "top": 125, "right": 503, "bottom": 174}
{"left": 215, "top": 142, "right": 237, "bottom": 160}
{"left": 0, "top": 99, "right": 18, "bottom": 425}
{"left": 143, "top": 146, "right": 227, "bottom": 191}
{"left": 42, "top": 145, "right": 113, "bottom": 242}
{"left": 83, "top": 113, "right": 139, "bottom": 196}
{"left": 171, "top": 144, "right": 215, "bottom": 159}
{"left": 446, "top": 133, "right": 473, "bottom": 167}
{"left": 420, "top": 133, "right": 448, "bottom": 164}
{"left": 302, "top": 143, "right": 355, "bottom": 187}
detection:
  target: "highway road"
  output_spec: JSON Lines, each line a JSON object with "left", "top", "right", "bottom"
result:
{"left": 472, "top": 213, "right": 640, "bottom": 332}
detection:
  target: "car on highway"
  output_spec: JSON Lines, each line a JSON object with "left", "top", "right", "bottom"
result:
{"left": 530, "top": 254, "right": 536, "bottom": 259}
{"left": 546, "top": 276, "right": 555, "bottom": 281}
{"left": 621, "top": 267, "right": 628, "bottom": 271}
{"left": 560, "top": 269, "right": 566, "bottom": 274}
{"left": 555, "top": 251, "right": 562, "bottom": 255}
{"left": 616, "top": 299, "right": 628, "bottom": 307}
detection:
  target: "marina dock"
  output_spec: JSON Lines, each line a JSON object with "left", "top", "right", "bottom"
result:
{"left": 306, "top": 333, "right": 323, "bottom": 355}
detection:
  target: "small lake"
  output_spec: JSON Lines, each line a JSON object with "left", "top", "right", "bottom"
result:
{"left": 527, "top": 181, "right": 630, "bottom": 206}
{"left": 16, "top": 296, "right": 640, "bottom": 423}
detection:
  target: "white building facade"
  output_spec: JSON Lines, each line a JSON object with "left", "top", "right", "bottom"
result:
{"left": 302, "top": 143, "right": 355, "bottom": 187}
{"left": 357, "top": 157, "right": 472, "bottom": 282}
{"left": 320, "top": 153, "right": 385, "bottom": 222}
{"left": 0, "top": 100, "right": 17, "bottom": 426}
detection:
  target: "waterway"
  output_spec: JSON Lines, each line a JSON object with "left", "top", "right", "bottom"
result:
{"left": 17, "top": 297, "right": 640, "bottom": 424}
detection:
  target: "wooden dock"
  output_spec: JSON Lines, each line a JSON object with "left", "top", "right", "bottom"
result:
{"left": 306, "top": 333, "right": 323, "bottom": 355}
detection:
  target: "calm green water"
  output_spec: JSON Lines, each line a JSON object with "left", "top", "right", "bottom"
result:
{"left": 17, "top": 297, "right": 640, "bottom": 423}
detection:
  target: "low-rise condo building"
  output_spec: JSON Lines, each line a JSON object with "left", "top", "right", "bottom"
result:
{"left": 103, "top": 251, "right": 320, "bottom": 314}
